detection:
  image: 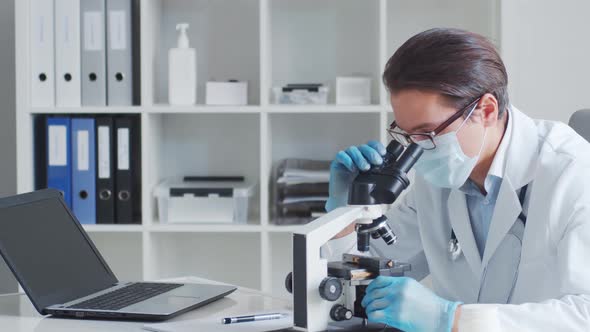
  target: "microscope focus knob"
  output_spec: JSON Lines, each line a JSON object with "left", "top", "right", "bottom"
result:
{"left": 330, "top": 304, "right": 353, "bottom": 321}
{"left": 319, "top": 277, "right": 342, "bottom": 301}
{"left": 285, "top": 272, "right": 293, "bottom": 294}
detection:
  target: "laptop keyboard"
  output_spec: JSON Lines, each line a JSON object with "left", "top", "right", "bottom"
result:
{"left": 67, "top": 282, "right": 184, "bottom": 311}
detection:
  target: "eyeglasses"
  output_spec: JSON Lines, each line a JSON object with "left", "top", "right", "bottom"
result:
{"left": 387, "top": 97, "right": 482, "bottom": 150}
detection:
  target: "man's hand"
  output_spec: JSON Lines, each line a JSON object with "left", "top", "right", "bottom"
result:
{"left": 325, "top": 141, "right": 387, "bottom": 212}
{"left": 362, "top": 276, "right": 462, "bottom": 332}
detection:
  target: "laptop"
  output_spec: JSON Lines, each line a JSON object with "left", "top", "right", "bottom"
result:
{"left": 0, "top": 189, "right": 236, "bottom": 320}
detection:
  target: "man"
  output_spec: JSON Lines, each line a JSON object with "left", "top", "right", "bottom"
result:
{"left": 325, "top": 28, "right": 590, "bottom": 331}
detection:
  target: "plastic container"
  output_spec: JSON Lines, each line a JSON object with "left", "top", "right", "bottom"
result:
{"left": 154, "top": 177, "right": 255, "bottom": 224}
{"left": 272, "top": 85, "right": 329, "bottom": 105}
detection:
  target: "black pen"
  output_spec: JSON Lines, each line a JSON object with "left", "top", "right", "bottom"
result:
{"left": 221, "top": 313, "right": 286, "bottom": 324}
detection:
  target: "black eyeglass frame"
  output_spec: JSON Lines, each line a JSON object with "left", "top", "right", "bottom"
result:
{"left": 387, "top": 96, "right": 483, "bottom": 150}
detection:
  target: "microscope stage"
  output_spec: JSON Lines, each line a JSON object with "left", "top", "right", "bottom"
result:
{"left": 327, "top": 261, "right": 410, "bottom": 281}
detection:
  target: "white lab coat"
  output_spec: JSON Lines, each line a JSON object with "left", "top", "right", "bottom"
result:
{"left": 325, "top": 107, "right": 590, "bottom": 331}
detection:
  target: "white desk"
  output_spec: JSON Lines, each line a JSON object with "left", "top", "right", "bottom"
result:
{"left": 0, "top": 277, "right": 293, "bottom": 332}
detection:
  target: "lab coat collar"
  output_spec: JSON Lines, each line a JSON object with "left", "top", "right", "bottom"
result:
{"left": 487, "top": 110, "right": 512, "bottom": 180}
{"left": 499, "top": 106, "right": 539, "bottom": 189}
{"left": 480, "top": 177, "right": 523, "bottom": 270}
{"left": 480, "top": 106, "right": 540, "bottom": 270}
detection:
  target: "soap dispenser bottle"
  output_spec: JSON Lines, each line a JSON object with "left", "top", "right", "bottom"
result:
{"left": 168, "top": 23, "right": 196, "bottom": 105}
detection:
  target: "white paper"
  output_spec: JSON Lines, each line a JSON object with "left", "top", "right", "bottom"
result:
{"left": 277, "top": 168, "right": 330, "bottom": 185}
{"left": 117, "top": 128, "right": 130, "bottom": 170}
{"left": 48, "top": 125, "right": 67, "bottom": 166}
{"left": 282, "top": 169, "right": 330, "bottom": 178}
{"left": 282, "top": 196, "right": 329, "bottom": 204}
{"left": 77, "top": 130, "right": 89, "bottom": 171}
{"left": 109, "top": 11, "right": 127, "bottom": 50}
{"left": 143, "top": 312, "right": 292, "bottom": 332}
{"left": 98, "top": 126, "right": 110, "bottom": 179}
{"left": 276, "top": 176, "right": 329, "bottom": 185}
{"left": 84, "top": 11, "right": 104, "bottom": 51}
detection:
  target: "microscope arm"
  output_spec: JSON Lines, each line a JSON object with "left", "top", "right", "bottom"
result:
{"left": 292, "top": 205, "right": 384, "bottom": 332}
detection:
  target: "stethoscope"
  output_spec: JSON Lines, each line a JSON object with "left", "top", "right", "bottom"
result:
{"left": 448, "top": 184, "right": 529, "bottom": 261}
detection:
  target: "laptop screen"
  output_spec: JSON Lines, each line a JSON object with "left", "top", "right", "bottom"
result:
{"left": 0, "top": 194, "right": 117, "bottom": 311}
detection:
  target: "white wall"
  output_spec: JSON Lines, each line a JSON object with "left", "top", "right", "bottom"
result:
{"left": 387, "top": 0, "right": 499, "bottom": 53}
{"left": 501, "top": 0, "right": 590, "bottom": 124}
{"left": 0, "top": 0, "right": 17, "bottom": 293}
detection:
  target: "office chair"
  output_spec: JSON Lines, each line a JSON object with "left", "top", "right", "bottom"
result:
{"left": 569, "top": 109, "right": 590, "bottom": 142}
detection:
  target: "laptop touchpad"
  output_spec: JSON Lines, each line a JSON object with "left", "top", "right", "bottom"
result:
{"left": 165, "top": 296, "right": 201, "bottom": 307}
{"left": 124, "top": 295, "right": 201, "bottom": 313}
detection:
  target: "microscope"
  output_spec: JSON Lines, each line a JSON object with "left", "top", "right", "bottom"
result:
{"left": 286, "top": 141, "right": 423, "bottom": 332}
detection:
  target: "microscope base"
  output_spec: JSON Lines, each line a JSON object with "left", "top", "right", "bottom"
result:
{"left": 284, "top": 318, "right": 402, "bottom": 332}
{"left": 328, "top": 318, "right": 402, "bottom": 331}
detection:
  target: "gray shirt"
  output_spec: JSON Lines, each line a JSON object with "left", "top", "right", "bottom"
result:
{"left": 460, "top": 175, "right": 503, "bottom": 258}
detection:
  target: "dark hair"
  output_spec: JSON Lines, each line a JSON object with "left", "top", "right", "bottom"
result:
{"left": 383, "top": 28, "right": 509, "bottom": 116}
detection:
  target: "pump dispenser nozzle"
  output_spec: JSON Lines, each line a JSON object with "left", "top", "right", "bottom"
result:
{"left": 176, "top": 23, "right": 190, "bottom": 48}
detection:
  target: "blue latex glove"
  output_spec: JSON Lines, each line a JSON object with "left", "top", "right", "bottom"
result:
{"left": 361, "top": 276, "right": 461, "bottom": 332}
{"left": 325, "top": 140, "right": 386, "bottom": 212}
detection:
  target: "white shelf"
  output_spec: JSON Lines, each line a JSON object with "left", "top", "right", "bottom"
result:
{"left": 149, "top": 232, "right": 262, "bottom": 289}
{"left": 145, "top": 104, "right": 262, "bottom": 114}
{"left": 148, "top": 223, "right": 263, "bottom": 233}
{"left": 29, "top": 104, "right": 387, "bottom": 115}
{"left": 266, "top": 225, "right": 299, "bottom": 233}
{"left": 82, "top": 223, "right": 303, "bottom": 233}
{"left": 269, "top": 232, "right": 292, "bottom": 297}
{"left": 29, "top": 106, "right": 143, "bottom": 114}
{"left": 15, "top": 0, "right": 500, "bottom": 295}
{"left": 270, "top": 0, "right": 382, "bottom": 105}
{"left": 265, "top": 105, "right": 386, "bottom": 114}
{"left": 83, "top": 225, "right": 145, "bottom": 233}
{"left": 144, "top": 0, "right": 261, "bottom": 106}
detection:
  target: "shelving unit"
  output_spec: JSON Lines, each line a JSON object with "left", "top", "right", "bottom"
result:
{"left": 15, "top": 0, "right": 499, "bottom": 297}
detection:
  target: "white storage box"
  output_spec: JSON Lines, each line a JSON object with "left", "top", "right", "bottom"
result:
{"left": 336, "top": 76, "right": 372, "bottom": 105}
{"left": 206, "top": 80, "right": 248, "bottom": 105}
{"left": 154, "top": 177, "right": 255, "bottom": 224}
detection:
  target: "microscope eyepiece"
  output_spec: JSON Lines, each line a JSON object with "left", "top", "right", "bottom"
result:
{"left": 383, "top": 140, "right": 404, "bottom": 164}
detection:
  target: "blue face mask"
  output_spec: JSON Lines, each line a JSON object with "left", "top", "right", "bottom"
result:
{"left": 413, "top": 106, "right": 487, "bottom": 189}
